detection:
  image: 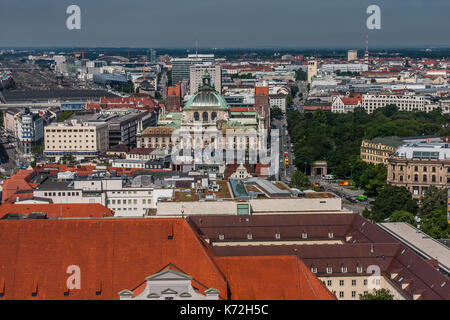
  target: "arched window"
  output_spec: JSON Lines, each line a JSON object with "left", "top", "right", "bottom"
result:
{"left": 211, "top": 112, "right": 217, "bottom": 121}
{"left": 202, "top": 112, "right": 208, "bottom": 122}
{"left": 194, "top": 112, "right": 200, "bottom": 121}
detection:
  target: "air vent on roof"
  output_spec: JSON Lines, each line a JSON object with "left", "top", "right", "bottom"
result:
{"left": 441, "top": 282, "right": 446, "bottom": 288}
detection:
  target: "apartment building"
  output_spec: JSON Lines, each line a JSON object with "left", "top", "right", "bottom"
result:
{"left": 189, "top": 214, "right": 450, "bottom": 300}
{"left": 269, "top": 94, "right": 288, "bottom": 112}
{"left": 387, "top": 142, "right": 450, "bottom": 199}
{"left": 331, "top": 94, "right": 362, "bottom": 113}
{"left": 362, "top": 92, "right": 425, "bottom": 114}
{"left": 172, "top": 54, "right": 215, "bottom": 84}
{"left": 360, "top": 136, "right": 404, "bottom": 165}
{"left": 190, "top": 64, "right": 222, "bottom": 94}
{"left": 30, "top": 175, "right": 174, "bottom": 216}
{"left": 43, "top": 120, "right": 109, "bottom": 161}
{"left": 16, "top": 108, "right": 44, "bottom": 156}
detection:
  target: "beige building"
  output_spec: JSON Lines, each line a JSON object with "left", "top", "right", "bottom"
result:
{"left": 307, "top": 61, "right": 317, "bottom": 84}
{"left": 137, "top": 73, "right": 265, "bottom": 160}
{"left": 44, "top": 120, "right": 109, "bottom": 161}
{"left": 362, "top": 93, "right": 425, "bottom": 114}
{"left": 347, "top": 50, "right": 358, "bottom": 62}
{"left": 360, "top": 137, "right": 404, "bottom": 165}
{"left": 387, "top": 142, "right": 450, "bottom": 199}
{"left": 189, "top": 214, "right": 447, "bottom": 300}
{"left": 190, "top": 63, "right": 222, "bottom": 94}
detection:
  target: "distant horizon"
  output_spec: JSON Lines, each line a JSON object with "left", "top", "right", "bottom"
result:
{"left": 1, "top": 1, "right": 449, "bottom": 48}
{"left": 2, "top": 46, "right": 450, "bottom": 51}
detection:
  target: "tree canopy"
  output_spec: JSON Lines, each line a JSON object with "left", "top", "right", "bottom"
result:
{"left": 389, "top": 210, "right": 417, "bottom": 227}
{"left": 359, "top": 288, "right": 394, "bottom": 300}
{"left": 289, "top": 171, "right": 311, "bottom": 190}
{"left": 364, "top": 185, "right": 418, "bottom": 222}
{"left": 287, "top": 106, "right": 449, "bottom": 197}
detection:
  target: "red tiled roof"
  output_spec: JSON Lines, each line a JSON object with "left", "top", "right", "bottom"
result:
{"left": 167, "top": 86, "right": 181, "bottom": 97}
{"left": 1, "top": 170, "right": 36, "bottom": 203}
{"left": 255, "top": 86, "right": 269, "bottom": 96}
{"left": 0, "top": 218, "right": 334, "bottom": 300}
{"left": 214, "top": 256, "right": 336, "bottom": 300}
{"left": 0, "top": 203, "right": 113, "bottom": 218}
{"left": 223, "top": 163, "right": 252, "bottom": 180}
{"left": 0, "top": 218, "right": 228, "bottom": 300}
{"left": 127, "top": 147, "right": 155, "bottom": 155}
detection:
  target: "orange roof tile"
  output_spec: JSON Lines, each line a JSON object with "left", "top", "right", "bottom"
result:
{"left": 0, "top": 203, "right": 113, "bottom": 218}
{"left": 0, "top": 218, "right": 228, "bottom": 300}
{"left": 0, "top": 218, "right": 334, "bottom": 300}
{"left": 214, "top": 256, "right": 336, "bottom": 300}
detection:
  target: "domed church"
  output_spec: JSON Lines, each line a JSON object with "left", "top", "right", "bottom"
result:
{"left": 137, "top": 72, "right": 266, "bottom": 162}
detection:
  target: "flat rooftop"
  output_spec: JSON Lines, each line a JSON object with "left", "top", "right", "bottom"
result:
{"left": 378, "top": 222, "right": 450, "bottom": 275}
{"left": 2, "top": 90, "right": 118, "bottom": 103}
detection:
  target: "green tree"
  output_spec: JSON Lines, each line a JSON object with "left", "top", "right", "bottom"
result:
{"left": 389, "top": 210, "right": 417, "bottom": 227}
{"left": 121, "top": 80, "right": 134, "bottom": 93}
{"left": 359, "top": 288, "right": 394, "bottom": 300}
{"left": 418, "top": 186, "right": 447, "bottom": 217}
{"left": 289, "top": 171, "right": 311, "bottom": 190}
{"left": 270, "top": 106, "right": 284, "bottom": 120}
{"left": 290, "top": 85, "right": 299, "bottom": 97}
{"left": 295, "top": 70, "right": 307, "bottom": 81}
{"left": 369, "top": 185, "right": 418, "bottom": 222}
{"left": 286, "top": 94, "right": 293, "bottom": 107}
{"left": 61, "top": 155, "right": 75, "bottom": 165}
{"left": 57, "top": 111, "right": 74, "bottom": 122}
{"left": 32, "top": 145, "right": 44, "bottom": 158}
{"left": 420, "top": 206, "right": 449, "bottom": 239}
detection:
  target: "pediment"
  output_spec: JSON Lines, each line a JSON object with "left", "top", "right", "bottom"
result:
{"left": 146, "top": 269, "right": 193, "bottom": 281}
{"left": 161, "top": 288, "right": 178, "bottom": 295}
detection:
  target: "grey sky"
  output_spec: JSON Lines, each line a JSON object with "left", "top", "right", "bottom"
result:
{"left": 0, "top": 0, "right": 449, "bottom": 48}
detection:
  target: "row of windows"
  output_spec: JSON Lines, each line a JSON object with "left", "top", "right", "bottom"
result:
{"left": 44, "top": 191, "right": 80, "bottom": 197}
{"left": 218, "top": 232, "right": 334, "bottom": 241}
{"left": 47, "top": 145, "right": 96, "bottom": 149}
{"left": 46, "top": 140, "right": 95, "bottom": 143}
{"left": 393, "top": 174, "right": 449, "bottom": 184}
{"left": 312, "top": 265, "right": 363, "bottom": 274}
{"left": 325, "top": 279, "right": 378, "bottom": 287}
{"left": 46, "top": 135, "right": 95, "bottom": 138}
{"left": 193, "top": 112, "right": 218, "bottom": 122}
{"left": 46, "top": 129, "right": 95, "bottom": 133}
{"left": 111, "top": 207, "right": 141, "bottom": 211}
{"left": 393, "top": 165, "right": 447, "bottom": 173}
{"left": 108, "top": 199, "right": 150, "bottom": 205}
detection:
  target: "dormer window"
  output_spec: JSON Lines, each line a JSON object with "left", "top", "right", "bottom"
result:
{"left": 326, "top": 267, "right": 333, "bottom": 274}
{"left": 341, "top": 266, "right": 347, "bottom": 273}
{"left": 219, "top": 234, "right": 224, "bottom": 240}
{"left": 247, "top": 233, "right": 252, "bottom": 240}
{"left": 357, "top": 266, "right": 363, "bottom": 273}
{"left": 328, "top": 232, "right": 334, "bottom": 239}
{"left": 311, "top": 267, "right": 317, "bottom": 274}
{"left": 275, "top": 233, "right": 281, "bottom": 239}
{"left": 302, "top": 232, "right": 308, "bottom": 239}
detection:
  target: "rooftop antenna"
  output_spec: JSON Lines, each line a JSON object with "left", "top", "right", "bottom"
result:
{"left": 195, "top": 35, "right": 199, "bottom": 58}
{"left": 365, "top": 33, "right": 369, "bottom": 67}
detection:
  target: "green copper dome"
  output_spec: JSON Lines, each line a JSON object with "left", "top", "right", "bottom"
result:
{"left": 184, "top": 72, "right": 229, "bottom": 110}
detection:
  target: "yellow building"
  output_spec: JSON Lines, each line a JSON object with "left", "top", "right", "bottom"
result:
{"left": 360, "top": 137, "right": 403, "bottom": 165}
